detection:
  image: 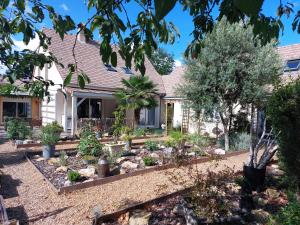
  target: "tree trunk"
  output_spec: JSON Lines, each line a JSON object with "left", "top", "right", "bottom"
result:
{"left": 248, "top": 104, "right": 255, "bottom": 167}
{"left": 219, "top": 112, "right": 229, "bottom": 151}
{"left": 134, "top": 109, "right": 140, "bottom": 129}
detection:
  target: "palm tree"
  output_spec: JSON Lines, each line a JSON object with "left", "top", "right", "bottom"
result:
{"left": 115, "top": 76, "right": 158, "bottom": 128}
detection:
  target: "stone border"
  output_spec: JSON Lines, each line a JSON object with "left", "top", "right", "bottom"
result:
{"left": 15, "top": 135, "right": 164, "bottom": 150}
{"left": 25, "top": 150, "right": 248, "bottom": 195}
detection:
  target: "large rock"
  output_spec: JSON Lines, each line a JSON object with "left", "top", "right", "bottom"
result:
{"left": 129, "top": 210, "right": 151, "bottom": 225}
{"left": 48, "top": 157, "right": 60, "bottom": 165}
{"left": 213, "top": 148, "right": 226, "bottom": 155}
{"left": 23, "top": 139, "right": 33, "bottom": 144}
{"left": 150, "top": 152, "right": 160, "bottom": 159}
{"left": 121, "top": 161, "right": 139, "bottom": 170}
{"left": 55, "top": 166, "right": 68, "bottom": 173}
{"left": 116, "top": 156, "right": 134, "bottom": 164}
{"left": 251, "top": 209, "right": 270, "bottom": 224}
{"left": 78, "top": 166, "right": 96, "bottom": 177}
{"left": 265, "top": 188, "right": 280, "bottom": 199}
{"left": 164, "top": 147, "right": 173, "bottom": 156}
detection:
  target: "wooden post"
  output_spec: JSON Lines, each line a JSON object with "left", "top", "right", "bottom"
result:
{"left": 71, "top": 95, "right": 77, "bottom": 136}
{"left": 63, "top": 94, "right": 68, "bottom": 132}
{"left": 165, "top": 102, "right": 168, "bottom": 135}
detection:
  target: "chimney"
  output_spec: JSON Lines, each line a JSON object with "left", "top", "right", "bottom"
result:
{"left": 77, "top": 23, "right": 86, "bottom": 43}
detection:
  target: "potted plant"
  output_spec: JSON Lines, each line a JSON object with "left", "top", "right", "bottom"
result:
{"left": 120, "top": 126, "right": 133, "bottom": 151}
{"left": 78, "top": 131, "right": 104, "bottom": 164}
{"left": 40, "top": 121, "right": 63, "bottom": 159}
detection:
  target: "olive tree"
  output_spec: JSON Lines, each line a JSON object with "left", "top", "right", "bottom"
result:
{"left": 179, "top": 18, "right": 281, "bottom": 151}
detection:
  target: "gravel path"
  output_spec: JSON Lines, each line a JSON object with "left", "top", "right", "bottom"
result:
{"left": 0, "top": 141, "right": 250, "bottom": 225}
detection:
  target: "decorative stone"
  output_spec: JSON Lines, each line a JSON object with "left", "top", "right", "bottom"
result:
{"left": 23, "top": 139, "right": 33, "bottom": 144}
{"left": 121, "top": 161, "right": 139, "bottom": 170}
{"left": 129, "top": 210, "right": 151, "bottom": 225}
{"left": 251, "top": 209, "right": 270, "bottom": 224}
{"left": 15, "top": 140, "right": 23, "bottom": 145}
{"left": 35, "top": 157, "right": 45, "bottom": 162}
{"left": 78, "top": 166, "right": 96, "bottom": 177}
{"left": 253, "top": 196, "right": 267, "bottom": 207}
{"left": 265, "top": 188, "right": 280, "bottom": 199}
{"left": 64, "top": 180, "right": 72, "bottom": 187}
{"left": 116, "top": 156, "right": 133, "bottom": 164}
{"left": 188, "top": 152, "right": 196, "bottom": 156}
{"left": 213, "top": 148, "right": 226, "bottom": 155}
{"left": 48, "top": 157, "right": 60, "bottom": 165}
{"left": 150, "top": 152, "right": 160, "bottom": 159}
{"left": 83, "top": 178, "right": 94, "bottom": 183}
{"left": 164, "top": 147, "right": 173, "bottom": 155}
{"left": 173, "top": 200, "right": 198, "bottom": 225}
{"left": 55, "top": 166, "right": 68, "bottom": 173}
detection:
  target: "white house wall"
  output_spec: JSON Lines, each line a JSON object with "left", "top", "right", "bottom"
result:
{"left": 173, "top": 101, "right": 182, "bottom": 128}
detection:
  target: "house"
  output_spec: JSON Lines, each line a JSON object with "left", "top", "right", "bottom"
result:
{"left": 35, "top": 29, "right": 166, "bottom": 135}
{"left": 0, "top": 77, "right": 41, "bottom": 126}
{"left": 160, "top": 43, "right": 300, "bottom": 137}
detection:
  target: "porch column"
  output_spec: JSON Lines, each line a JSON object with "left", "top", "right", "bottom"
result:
{"left": 63, "top": 95, "right": 68, "bottom": 132}
{"left": 71, "top": 95, "right": 77, "bottom": 136}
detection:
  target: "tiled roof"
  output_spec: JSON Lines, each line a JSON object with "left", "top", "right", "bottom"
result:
{"left": 43, "top": 29, "right": 166, "bottom": 94}
{"left": 162, "top": 66, "right": 186, "bottom": 98}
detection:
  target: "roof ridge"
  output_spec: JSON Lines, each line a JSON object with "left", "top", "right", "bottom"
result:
{"left": 278, "top": 43, "right": 300, "bottom": 49}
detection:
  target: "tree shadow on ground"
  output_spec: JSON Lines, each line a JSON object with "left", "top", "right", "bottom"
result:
{"left": 28, "top": 206, "right": 72, "bottom": 223}
{"left": 117, "top": 198, "right": 143, "bottom": 210}
{"left": 0, "top": 174, "right": 22, "bottom": 199}
{"left": 0, "top": 152, "right": 26, "bottom": 168}
{"left": 7, "top": 205, "right": 29, "bottom": 225}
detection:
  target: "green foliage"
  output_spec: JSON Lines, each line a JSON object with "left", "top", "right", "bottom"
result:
{"left": 40, "top": 121, "right": 63, "bottom": 146}
{"left": 268, "top": 80, "right": 300, "bottom": 188}
{"left": 217, "top": 132, "right": 251, "bottom": 151}
{"left": 67, "top": 171, "right": 81, "bottom": 182}
{"left": 59, "top": 151, "right": 67, "bottom": 166}
{"left": 79, "top": 124, "right": 94, "bottom": 138}
{"left": 112, "top": 107, "right": 126, "bottom": 141}
{"left": 144, "top": 140, "right": 159, "bottom": 151}
{"left": 149, "top": 48, "right": 175, "bottom": 75}
{"left": 133, "top": 128, "right": 146, "bottom": 137}
{"left": 78, "top": 133, "right": 103, "bottom": 157}
{"left": 6, "top": 119, "right": 31, "bottom": 140}
{"left": 115, "top": 76, "right": 158, "bottom": 127}
{"left": 120, "top": 126, "right": 134, "bottom": 142}
{"left": 143, "top": 156, "right": 157, "bottom": 166}
{"left": 165, "top": 131, "right": 187, "bottom": 149}
{"left": 188, "top": 134, "right": 210, "bottom": 148}
{"left": 270, "top": 198, "right": 300, "bottom": 225}
{"left": 180, "top": 18, "right": 281, "bottom": 151}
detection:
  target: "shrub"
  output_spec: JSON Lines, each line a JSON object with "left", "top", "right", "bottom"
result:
{"left": 7, "top": 119, "right": 31, "bottom": 140}
{"left": 188, "top": 133, "right": 210, "bottom": 148}
{"left": 79, "top": 125, "right": 94, "bottom": 138}
{"left": 144, "top": 140, "right": 159, "bottom": 151}
{"left": 59, "top": 151, "right": 67, "bottom": 166}
{"left": 217, "top": 132, "right": 251, "bottom": 151}
{"left": 40, "top": 121, "right": 63, "bottom": 146}
{"left": 268, "top": 80, "right": 300, "bottom": 188}
{"left": 78, "top": 133, "right": 103, "bottom": 157}
{"left": 133, "top": 128, "right": 146, "bottom": 137}
{"left": 143, "top": 156, "right": 156, "bottom": 166}
{"left": 165, "top": 131, "right": 187, "bottom": 149}
{"left": 67, "top": 171, "right": 81, "bottom": 182}
{"left": 270, "top": 198, "right": 300, "bottom": 225}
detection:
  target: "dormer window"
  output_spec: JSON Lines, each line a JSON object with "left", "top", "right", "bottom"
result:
{"left": 284, "top": 59, "right": 300, "bottom": 72}
{"left": 105, "top": 64, "right": 117, "bottom": 72}
{"left": 122, "top": 67, "right": 133, "bottom": 75}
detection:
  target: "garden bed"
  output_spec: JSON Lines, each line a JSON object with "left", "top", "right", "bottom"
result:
{"left": 25, "top": 148, "right": 248, "bottom": 194}
{"left": 93, "top": 163, "right": 287, "bottom": 225}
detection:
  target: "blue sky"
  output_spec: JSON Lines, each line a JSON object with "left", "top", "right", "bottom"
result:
{"left": 29, "top": 0, "right": 300, "bottom": 62}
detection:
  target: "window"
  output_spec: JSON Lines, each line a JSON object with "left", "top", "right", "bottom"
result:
{"left": 139, "top": 107, "right": 156, "bottom": 126}
{"left": 104, "top": 64, "right": 117, "bottom": 72}
{"left": 122, "top": 67, "right": 133, "bottom": 75}
{"left": 3, "top": 102, "right": 29, "bottom": 120}
{"left": 77, "top": 98, "right": 102, "bottom": 119}
{"left": 284, "top": 59, "right": 300, "bottom": 72}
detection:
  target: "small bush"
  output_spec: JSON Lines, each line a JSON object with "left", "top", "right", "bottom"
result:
{"left": 270, "top": 198, "right": 300, "bottom": 225}
{"left": 144, "top": 140, "right": 159, "bottom": 151}
{"left": 165, "top": 131, "right": 187, "bottom": 149}
{"left": 7, "top": 119, "right": 31, "bottom": 140}
{"left": 134, "top": 128, "right": 146, "bottom": 137}
{"left": 59, "top": 151, "right": 68, "bottom": 166}
{"left": 143, "top": 156, "right": 156, "bottom": 166}
{"left": 217, "top": 132, "right": 251, "bottom": 151}
{"left": 40, "top": 121, "right": 63, "bottom": 146}
{"left": 78, "top": 133, "right": 103, "bottom": 157}
{"left": 188, "top": 133, "right": 210, "bottom": 148}
{"left": 67, "top": 171, "right": 81, "bottom": 182}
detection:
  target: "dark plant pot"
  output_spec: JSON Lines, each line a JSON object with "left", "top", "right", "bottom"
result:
{"left": 125, "top": 140, "right": 132, "bottom": 151}
{"left": 95, "top": 132, "right": 102, "bottom": 139}
{"left": 97, "top": 159, "right": 110, "bottom": 178}
{"left": 243, "top": 165, "right": 266, "bottom": 191}
{"left": 43, "top": 145, "right": 55, "bottom": 159}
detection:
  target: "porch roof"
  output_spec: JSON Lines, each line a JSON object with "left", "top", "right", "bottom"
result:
{"left": 66, "top": 87, "right": 115, "bottom": 99}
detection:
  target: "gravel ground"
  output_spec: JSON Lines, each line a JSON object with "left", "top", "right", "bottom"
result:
{"left": 0, "top": 140, "right": 250, "bottom": 225}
